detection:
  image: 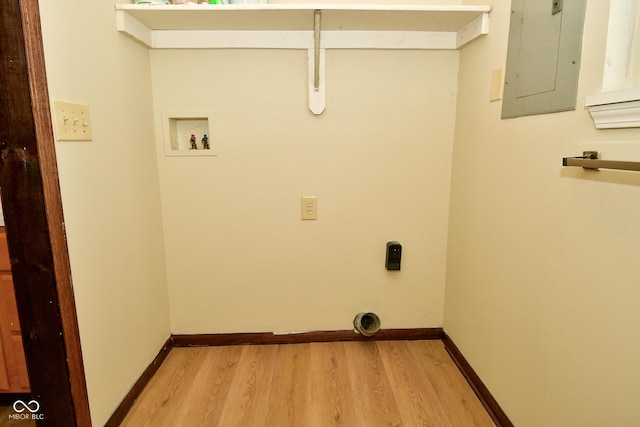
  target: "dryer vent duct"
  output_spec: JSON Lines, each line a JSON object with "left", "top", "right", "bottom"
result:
{"left": 353, "top": 312, "right": 381, "bottom": 337}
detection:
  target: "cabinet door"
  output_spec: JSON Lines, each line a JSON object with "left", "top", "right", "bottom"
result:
{"left": 10, "top": 334, "right": 29, "bottom": 390}
{"left": 0, "top": 338, "right": 10, "bottom": 391}
{"left": 0, "top": 273, "right": 30, "bottom": 392}
{"left": 0, "top": 232, "right": 10, "bottom": 271}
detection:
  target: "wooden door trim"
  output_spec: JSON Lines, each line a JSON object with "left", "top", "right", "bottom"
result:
{"left": 0, "top": 0, "right": 91, "bottom": 425}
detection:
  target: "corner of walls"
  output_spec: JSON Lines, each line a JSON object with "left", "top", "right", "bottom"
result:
{"left": 38, "top": 1, "right": 171, "bottom": 425}
{"left": 447, "top": 1, "right": 640, "bottom": 425}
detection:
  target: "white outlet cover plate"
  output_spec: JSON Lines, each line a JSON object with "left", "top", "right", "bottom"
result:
{"left": 53, "top": 100, "right": 93, "bottom": 141}
{"left": 301, "top": 196, "right": 318, "bottom": 220}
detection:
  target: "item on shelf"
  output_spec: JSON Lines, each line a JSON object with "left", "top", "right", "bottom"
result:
{"left": 135, "top": 0, "right": 170, "bottom": 4}
{"left": 202, "top": 134, "right": 210, "bottom": 149}
{"left": 190, "top": 134, "right": 197, "bottom": 149}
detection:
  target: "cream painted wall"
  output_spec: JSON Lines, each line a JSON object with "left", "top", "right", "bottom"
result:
{"left": 446, "top": 1, "right": 640, "bottom": 426}
{"left": 151, "top": 48, "right": 459, "bottom": 333}
{"left": 38, "top": 1, "right": 170, "bottom": 425}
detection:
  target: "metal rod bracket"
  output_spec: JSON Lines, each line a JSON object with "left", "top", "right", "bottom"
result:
{"left": 562, "top": 151, "right": 640, "bottom": 172}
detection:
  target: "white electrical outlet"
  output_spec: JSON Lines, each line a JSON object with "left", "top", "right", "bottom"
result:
{"left": 301, "top": 196, "right": 318, "bottom": 220}
{"left": 53, "top": 100, "right": 92, "bottom": 141}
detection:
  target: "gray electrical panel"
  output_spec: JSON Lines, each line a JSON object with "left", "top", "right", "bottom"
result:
{"left": 502, "top": 0, "right": 587, "bottom": 119}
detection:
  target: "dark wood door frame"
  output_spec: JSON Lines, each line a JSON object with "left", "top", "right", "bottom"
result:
{"left": 0, "top": 1, "right": 91, "bottom": 426}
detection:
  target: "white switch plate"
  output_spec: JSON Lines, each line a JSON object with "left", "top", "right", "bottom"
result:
{"left": 53, "top": 100, "right": 93, "bottom": 141}
{"left": 490, "top": 68, "right": 504, "bottom": 102}
{"left": 301, "top": 196, "right": 318, "bottom": 220}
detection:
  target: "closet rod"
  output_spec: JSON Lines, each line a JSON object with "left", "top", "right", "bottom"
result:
{"left": 562, "top": 151, "right": 640, "bottom": 171}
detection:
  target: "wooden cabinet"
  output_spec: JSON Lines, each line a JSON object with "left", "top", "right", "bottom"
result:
{"left": 0, "top": 228, "right": 29, "bottom": 392}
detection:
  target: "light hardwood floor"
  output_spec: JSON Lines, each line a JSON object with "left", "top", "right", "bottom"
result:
{"left": 121, "top": 340, "right": 495, "bottom": 427}
{"left": 0, "top": 406, "right": 36, "bottom": 427}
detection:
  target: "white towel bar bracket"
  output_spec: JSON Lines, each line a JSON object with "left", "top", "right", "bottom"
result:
{"left": 562, "top": 151, "right": 640, "bottom": 172}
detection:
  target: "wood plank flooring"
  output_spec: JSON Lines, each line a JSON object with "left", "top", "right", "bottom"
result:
{"left": 0, "top": 406, "right": 36, "bottom": 427}
{"left": 121, "top": 340, "right": 495, "bottom": 427}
